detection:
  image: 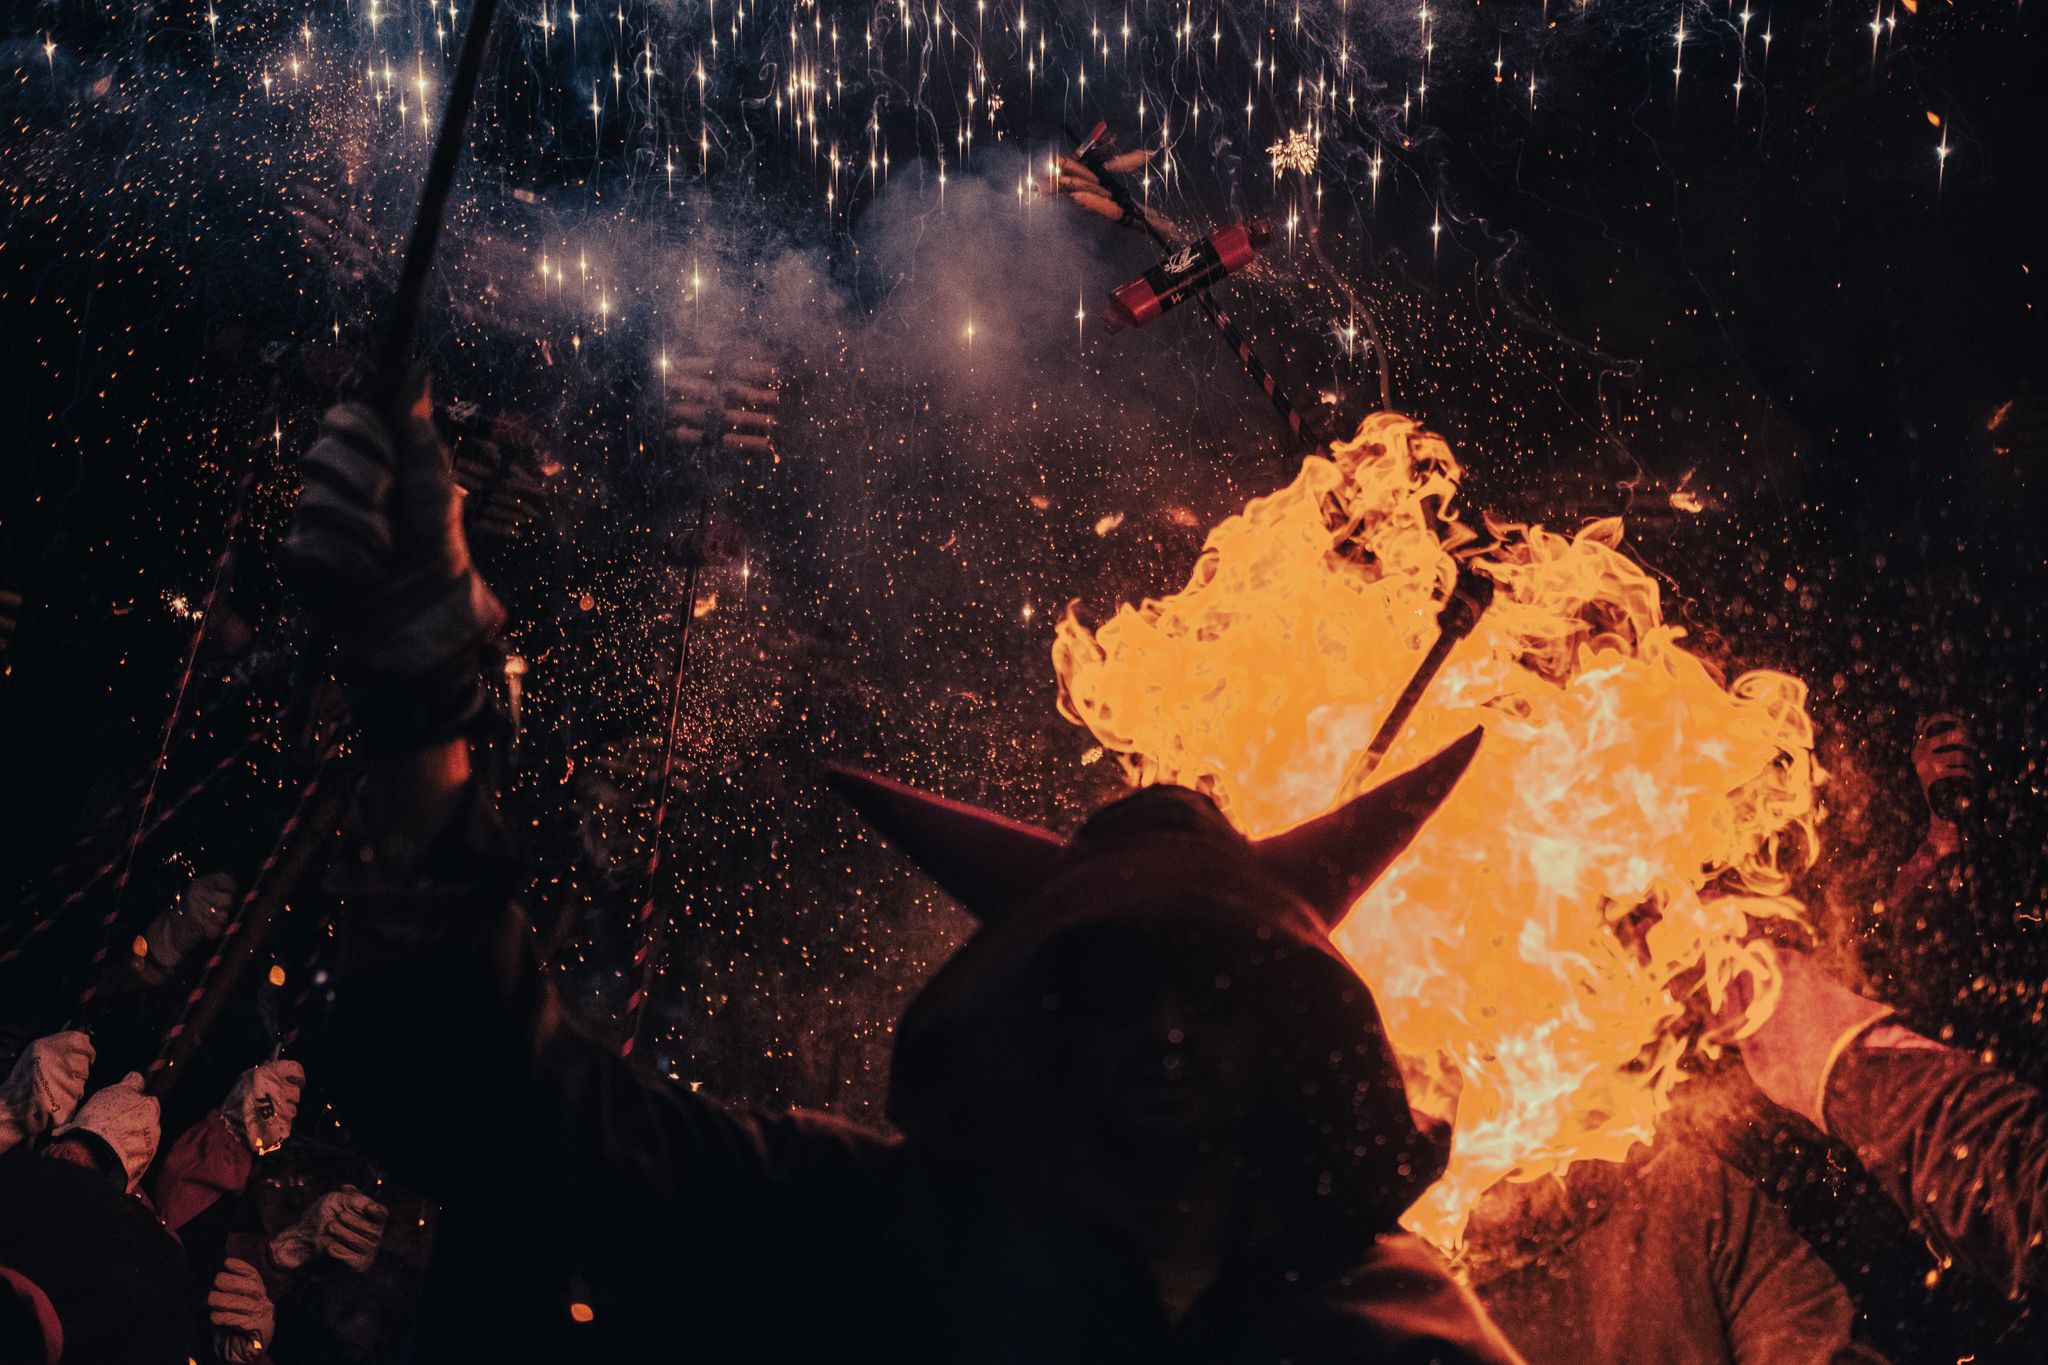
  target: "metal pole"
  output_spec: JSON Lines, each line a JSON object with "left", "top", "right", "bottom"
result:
{"left": 371, "top": 0, "right": 502, "bottom": 413}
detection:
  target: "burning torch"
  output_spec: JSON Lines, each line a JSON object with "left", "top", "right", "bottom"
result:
{"left": 1342, "top": 561, "right": 1496, "bottom": 789}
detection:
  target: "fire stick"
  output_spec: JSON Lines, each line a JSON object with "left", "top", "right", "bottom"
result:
{"left": 1106, "top": 221, "right": 1272, "bottom": 333}
{"left": 1342, "top": 564, "right": 1496, "bottom": 790}
{"left": 145, "top": 751, "right": 347, "bottom": 1097}
{"left": 372, "top": 0, "right": 501, "bottom": 414}
{"left": 621, "top": 496, "right": 713, "bottom": 1060}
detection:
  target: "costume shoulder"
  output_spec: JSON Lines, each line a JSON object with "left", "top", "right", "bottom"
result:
{"left": 1318, "top": 1231, "right": 1529, "bottom": 1365}
{"left": 328, "top": 837, "right": 906, "bottom": 1214}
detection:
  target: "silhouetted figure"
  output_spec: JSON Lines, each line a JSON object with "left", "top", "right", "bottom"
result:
{"left": 285, "top": 386, "right": 1526, "bottom": 1362}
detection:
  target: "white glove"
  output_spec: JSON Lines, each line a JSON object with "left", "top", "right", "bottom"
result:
{"left": 0, "top": 1031, "right": 95, "bottom": 1152}
{"left": 269, "top": 1184, "right": 389, "bottom": 1273}
{"left": 224, "top": 1059, "right": 304, "bottom": 1156}
{"left": 1739, "top": 950, "right": 1897, "bottom": 1131}
{"left": 208, "top": 1257, "right": 275, "bottom": 1363}
{"left": 135, "top": 871, "right": 236, "bottom": 984}
{"left": 52, "top": 1072, "right": 159, "bottom": 1193}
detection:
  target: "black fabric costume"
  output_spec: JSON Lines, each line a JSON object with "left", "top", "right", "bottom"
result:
{"left": 328, "top": 732, "right": 1525, "bottom": 1362}
{"left": 0, "top": 1150, "right": 199, "bottom": 1365}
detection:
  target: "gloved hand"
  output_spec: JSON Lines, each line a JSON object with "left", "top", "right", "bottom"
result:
{"left": 134, "top": 870, "right": 236, "bottom": 985}
{"left": 0, "top": 1031, "right": 95, "bottom": 1152}
{"left": 208, "top": 1257, "right": 275, "bottom": 1364}
{"left": 269, "top": 1184, "right": 389, "bottom": 1273}
{"left": 281, "top": 369, "right": 503, "bottom": 745}
{"left": 1738, "top": 949, "right": 1896, "bottom": 1131}
{"left": 52, "top": 1072, "right": 159, "bottom": 1193}
{"left": 1911, "top": 712, "right": 1980, "bottom": 836}
{"left": 223, "top": 1059, "right": 304, "bottom": 1157}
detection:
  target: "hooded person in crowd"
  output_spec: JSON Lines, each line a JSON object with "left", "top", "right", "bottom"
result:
{"left": 0, "top": 1071, "right": 196, "bottom": 1365}
{"left": 282, "top": 378, "right": 1525, "bottom": 1362}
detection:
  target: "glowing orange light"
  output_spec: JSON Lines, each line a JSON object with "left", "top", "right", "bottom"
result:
{"left": 1054, "top": 413, "right": 1817, "bottom": 1246}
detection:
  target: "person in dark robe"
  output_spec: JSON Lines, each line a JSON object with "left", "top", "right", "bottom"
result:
{"left": 1464, "top": 1111, "right": 1887, "bottom": 1364}
{"left": 282, "top": 380, "right": 1527, "bottom": 1363}
{"left": 0, "top": 1093, "right": 198, "bottom": 1365}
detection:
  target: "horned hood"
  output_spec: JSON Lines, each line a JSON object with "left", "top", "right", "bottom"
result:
{"left": 830, "top": 728, "right": 1481, "bottom": 1234}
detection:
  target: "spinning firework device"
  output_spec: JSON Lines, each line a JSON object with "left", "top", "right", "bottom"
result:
{"left": 1105, "top": 220, "right": 1272, "bottom": 333}
{"left": 1069, "top": 122, "right": 1323, "bottom": 449}
{"left": 1073, "top": 121, "right": 1495, "bottom": 768}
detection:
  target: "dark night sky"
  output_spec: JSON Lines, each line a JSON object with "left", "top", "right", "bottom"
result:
{"left": 1, "top": 0, "right": 2044, "bottom": 1351}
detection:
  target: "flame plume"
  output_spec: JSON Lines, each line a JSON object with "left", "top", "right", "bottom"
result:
{"left": 1053, "top": 413, "right": 1818, "bottom": 1247}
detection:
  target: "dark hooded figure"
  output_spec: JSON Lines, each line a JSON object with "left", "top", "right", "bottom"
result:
{"left": 288, "top": 386, "right": 1526, "bottom": 1362}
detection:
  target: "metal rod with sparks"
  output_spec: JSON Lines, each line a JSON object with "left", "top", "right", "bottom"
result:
{"left": 1068, "top": 121, "right": 1323, "bottom": 449}
{"left": 144, "top": 750, "right": 347, "bottom": 1098}
{"left": 372, "top": 0, "right": 502, "bottom": 412}
{"left": 621, "top": 497, "right": 713, "bottom": 1060}
{"left": 1341, "top": 562, "right": 1494, "bottom": 790}
{"left": 63, "top": 470, "right": 253, "bottom": 1015}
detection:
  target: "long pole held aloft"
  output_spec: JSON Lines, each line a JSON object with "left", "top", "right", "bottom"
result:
{"left": 621, "top": 503, "right": 713, "bottom": 1060}
{"left": 145, "top": 754, "right": 347, "bottom": 1098}
{"left": 1069, "top": 127, "right": 1496, "bottom": 779}
{"left": 372, "top": 0, "right": 502, "bottom": 414}
{"left": 131, "top": 3, "right": 502, "bottom": 1087}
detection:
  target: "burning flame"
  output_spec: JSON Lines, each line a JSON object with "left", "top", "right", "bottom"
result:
{"left": 1053, "top": 413, "right": 1818, "bottom": 1247}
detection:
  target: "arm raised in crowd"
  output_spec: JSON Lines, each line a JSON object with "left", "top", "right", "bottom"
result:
{"left": 283, "top": 377, "right": 899, "bottom": 1329}
{"left": 1743, "top": 951, "right": 2048, "bottom": 1302}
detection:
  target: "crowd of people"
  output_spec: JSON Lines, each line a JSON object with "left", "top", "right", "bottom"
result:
{"left": 0, "top": 1036, "right": 421, "bottom": 1364}
{"left": 0, "top": 388, "right": 2042, "bottom": 1365}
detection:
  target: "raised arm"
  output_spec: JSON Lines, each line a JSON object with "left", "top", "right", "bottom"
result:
{"left": 282, "top": 378, "right": 900, "bottom": 1333}
{"left": 1743, "top": 951, "right": 2048, "bottom": 1301}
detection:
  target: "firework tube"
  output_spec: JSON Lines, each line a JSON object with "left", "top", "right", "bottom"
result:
{"left": 1106, "top": 221, "right": 1271, "bottom": 333}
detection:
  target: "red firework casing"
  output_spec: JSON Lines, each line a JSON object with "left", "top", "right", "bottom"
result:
{"left": 1105, "top": 220, "right": 1271, "bottom": 333}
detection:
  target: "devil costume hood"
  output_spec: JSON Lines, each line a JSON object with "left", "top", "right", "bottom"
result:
{"left": 830, "top": 729, "right": 1480, "bottom": 1234}
{"left": 328, "top": 729, "right": 1524, "bottom": 1363}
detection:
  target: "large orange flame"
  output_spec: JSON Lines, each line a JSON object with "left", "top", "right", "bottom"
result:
{"left": 1053, "top": 413, "right": 1818, "bottom": 1247}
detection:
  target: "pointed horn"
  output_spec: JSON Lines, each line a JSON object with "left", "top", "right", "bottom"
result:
{"left": 1253, "top": 727, "right": 1484, "bottom": 927}
{"left": 824, "top": 765, "right": 1067, "bottom": 923}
